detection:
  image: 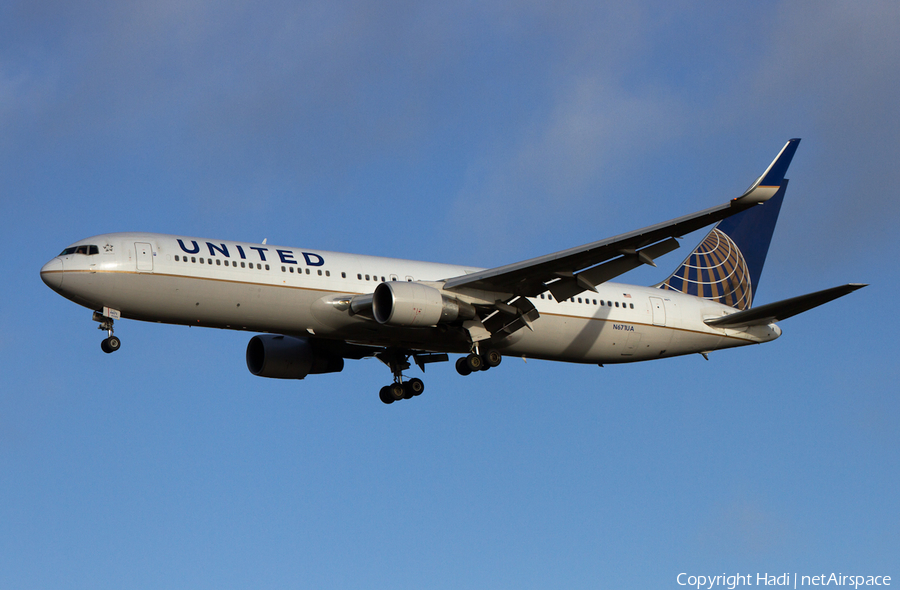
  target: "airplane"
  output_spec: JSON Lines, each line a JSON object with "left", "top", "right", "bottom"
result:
{"left": 40, "top": 139, "right": 865, "bottom": 404}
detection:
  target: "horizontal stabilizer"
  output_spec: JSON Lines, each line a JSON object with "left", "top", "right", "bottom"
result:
{"left": 704, "top": 283, "right": 867, "bottom": 328}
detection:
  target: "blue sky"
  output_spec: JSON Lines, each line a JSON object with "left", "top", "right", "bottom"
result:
{"left": 2, "top": 1, "right": 898, "bottom": 588}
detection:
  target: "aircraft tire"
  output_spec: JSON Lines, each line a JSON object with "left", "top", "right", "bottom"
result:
{"left": 101, "top": 339, "right": 111, "bottom": 353}
{"left": 379, "top": 386, "right": 394, "bottom": 404}
{"left": 407, "top": 378, "right": 425, "bottom": 397}
{"left": 107, "top": 336, "right": 121, "bottom": 352}
{"left": 483, "top": 349, "right": 502, "bottom": 368}
{"left": 455, "top": 357, "right": 472, "bottom": 376}
{"left": 389, "top": 383, "right": 405, "bottom": 401}
{"left": 465, "top": 353, "right": 483, "bottom": 372}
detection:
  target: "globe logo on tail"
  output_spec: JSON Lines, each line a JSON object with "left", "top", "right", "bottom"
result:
{"left": 659, "top": 228, "right": 753, "bottom": 310}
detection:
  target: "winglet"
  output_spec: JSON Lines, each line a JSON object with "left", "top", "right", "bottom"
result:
{"left": 733, "top": 138, "right": 801, "bottom": 205}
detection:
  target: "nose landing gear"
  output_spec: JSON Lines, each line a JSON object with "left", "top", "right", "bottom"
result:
{"left": 93, "top": 310, "right": 121, "bottom": 353}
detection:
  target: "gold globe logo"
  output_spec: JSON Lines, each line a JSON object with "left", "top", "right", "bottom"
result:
{"left": 660, "top": 228, "right": 753, "bottom": 310}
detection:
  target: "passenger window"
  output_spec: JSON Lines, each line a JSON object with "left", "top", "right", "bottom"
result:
{"left": 318, "top": 270, "right": 322, "bottom": 276}
{"left": 630, "top": 303, "right": 634, "bottom": 309}
{"left": 216, "top": 259, "right": 221, "bottom": 266}
{"left": 199, "top": 258, "right": 204, "bottom": 264}
{"left": 365, "top": 275, "right": 370, "bottom": 281}
{"left": 241, "top": 262, "right": 245, "bottom": 268}
{"left": 357, "top": 274, "right": 362, "bottom": 280}
{"left": 325, "top": 271, "right": 330, "bottom": 277}
{"left": 342, "top": 272, "right": 347, "bottom": 278}
{"left": 615, "top": 302, "right": 619, "bottom": 307}
{"left": 265, "top": 264, "right": 269, "bottom": 270}
{"left": 175, "top": 255, "right": 180, "bottom": 261}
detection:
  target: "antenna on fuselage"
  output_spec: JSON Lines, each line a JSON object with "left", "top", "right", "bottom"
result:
{"left": 262, "top": 238, "right": 267, "bottom": 244}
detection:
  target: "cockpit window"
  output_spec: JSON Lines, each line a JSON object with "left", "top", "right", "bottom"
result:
{"left": 60, "top": 245, "right": 99, "bottom": 256}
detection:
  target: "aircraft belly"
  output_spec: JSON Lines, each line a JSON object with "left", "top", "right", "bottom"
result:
{"left": 503, "top": 313, "right": 735, "bottom": 364}
{"left": 60, "top": 270, "right": 471, "bottom": 350}
{"left": 59, "top": 271, "right": 320, "bottom": 333}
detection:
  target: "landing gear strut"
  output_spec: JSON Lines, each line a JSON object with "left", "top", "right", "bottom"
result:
{"left": 377, "top": 349, "right": 425, "bottom": 404}
{"left": 93, "top": 311, "right": 121, "bottom": 354}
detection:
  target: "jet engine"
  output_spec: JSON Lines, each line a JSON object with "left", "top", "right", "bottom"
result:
{"left": 372, "top": 281, "right": 476, "bottom": 327}
{"left": 246, "top": 335, "right": 344, "bottom": 379}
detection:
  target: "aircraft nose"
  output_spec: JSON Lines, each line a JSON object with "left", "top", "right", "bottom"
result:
{"left": 41, "top": 257, "right": 64, "bottom": 291}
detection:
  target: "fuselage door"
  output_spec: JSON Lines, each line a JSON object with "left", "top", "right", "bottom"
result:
{"left": 135, "top": 242, "right": 154, "bottom": 272}
{"left": 649, "top": 296, "right": 666, "bottom": 327}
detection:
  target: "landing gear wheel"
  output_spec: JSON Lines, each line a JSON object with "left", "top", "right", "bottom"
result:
{"left": 406, "top": 378, "right": 425, "bottom": 397}
{"left": 483, "top": 349, "right": 502, "bottom": 368}
{"left": 101, "top": 336, "right": 121, "bottom": 354}
{"left": 456, "top": 356, "right": 472, "bottom": 376}
{"left": 465, "top": 353, "right": 483, "bottom": 372}
{"left": 389, "top": 383, "right": 405, "bottom": 401}
{"left": 379, "top": 386, "right": 394, "bottom": 405}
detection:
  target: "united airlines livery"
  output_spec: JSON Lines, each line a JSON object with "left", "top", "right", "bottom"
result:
{"left": 41, "top": 139, "right": 865, "bottom": 404}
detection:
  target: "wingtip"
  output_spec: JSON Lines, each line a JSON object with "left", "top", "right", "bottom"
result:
{"left": 759, "top": 139, "right": 801, "bottom": 186}
{"left": 733, "top": 139, "right": 801, "bottom": 205}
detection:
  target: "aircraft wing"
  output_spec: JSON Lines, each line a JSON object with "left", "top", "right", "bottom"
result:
{"left": 443, "top": 139, "right": 801, "bottom": 302}
{"left": 704, "top": 283, "right": 867, "bottom": 328}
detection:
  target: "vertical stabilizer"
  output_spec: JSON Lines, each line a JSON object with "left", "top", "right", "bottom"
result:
{"left": 656, "top": 139, "right": 800, "bottom": 309}
{"left": 657, "top": 181, "right": 787, "bottom": 310}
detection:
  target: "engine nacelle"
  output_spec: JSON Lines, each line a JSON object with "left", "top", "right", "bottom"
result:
{"left": 372, "top": 281, "right": 476, "bottom": 327}
{"left": 246, "top": 335, "right": 344, "bottom": 379}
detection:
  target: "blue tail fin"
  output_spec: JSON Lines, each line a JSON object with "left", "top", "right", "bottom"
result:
{"left": 657, "top": 182, "right": 786, "bottom": 309}
{"left": 656, "top": 139, "right": 800, "bottom": 309}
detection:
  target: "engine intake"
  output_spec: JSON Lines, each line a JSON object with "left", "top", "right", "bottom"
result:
{"left": 246, "top": 335, "right": 344, "bottom": 379}
{"left": 372, "top": 282, "right": 476, "bottom": 327}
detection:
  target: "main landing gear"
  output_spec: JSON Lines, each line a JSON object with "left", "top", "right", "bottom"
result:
{"left": 455, "top": 348, "right": 502, "bottom": 376}
{"left": 377, "top": 349, "right": 425, "bottom": 404}
{"left": 378, "top": 378, "right": 425, "bottom": 405}
{"left": 93, "top": 311, "right": 121, "bottom": 353}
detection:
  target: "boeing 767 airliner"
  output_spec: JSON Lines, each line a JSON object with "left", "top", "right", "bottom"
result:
{"left": 41, "top": 139, "right": 864, "bottom": 404}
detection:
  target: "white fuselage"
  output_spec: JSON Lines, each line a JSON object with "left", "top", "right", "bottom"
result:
{"left": 41, "top": 233, "right": 781, "bottom": 364}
